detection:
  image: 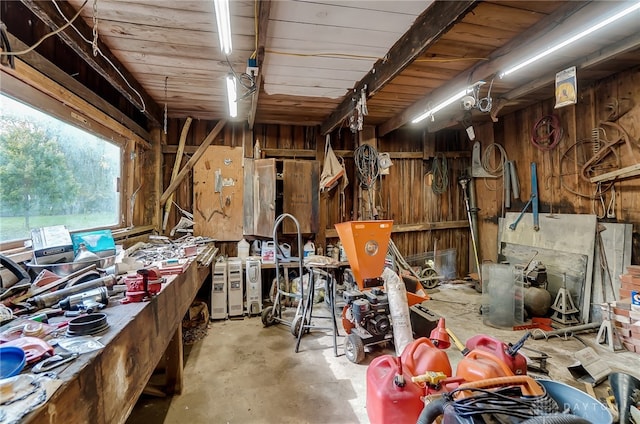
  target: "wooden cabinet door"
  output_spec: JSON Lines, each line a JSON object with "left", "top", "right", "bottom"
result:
{"left": 243, "top": 158, "right": 276, "bottom": 238}
{"left": 283, "top": 160, "right": 319, "bottom": 234}
{"left": 193, "top": 146, "right": 244, "bottom": 240}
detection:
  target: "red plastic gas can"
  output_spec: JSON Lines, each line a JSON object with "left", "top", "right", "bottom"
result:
{"left": 366, "top": 355, "right": 424, "bottom": 424}
{"left": 401, "top": 337, "right": 452, "bottom": 378}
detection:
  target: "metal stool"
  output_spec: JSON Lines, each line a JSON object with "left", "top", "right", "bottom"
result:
{"left": 293, "top": 266, "right": 339, "bottom": 356}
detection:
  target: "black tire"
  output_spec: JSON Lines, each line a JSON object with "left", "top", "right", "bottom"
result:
{"left": 290, "top": 315, "right": 309, "bottom": 337}
{"left": 344, "top": 333, "right": 365, "bottom": 364}
{"left": 261, "top": 306, "right": 275, "bottom": 327}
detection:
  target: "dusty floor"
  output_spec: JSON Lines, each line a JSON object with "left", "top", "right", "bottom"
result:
{"left": 126, "top": 281, "right": 640, "bottom": 424}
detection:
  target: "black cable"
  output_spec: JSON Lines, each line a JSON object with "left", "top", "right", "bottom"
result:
{"left": 445, "top": 386, "right": 556, "bottom": 420}
{"left": 0, "top": 22, "right": 15, "bottom": 69}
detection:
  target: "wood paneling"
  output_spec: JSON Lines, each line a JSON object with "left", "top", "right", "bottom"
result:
{"left": 193, "top": 146, "right": 244, "bottom": 241}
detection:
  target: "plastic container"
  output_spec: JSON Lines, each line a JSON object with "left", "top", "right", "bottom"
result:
{"left": 465, "top": 334, "right": 527, "bottom": 376}
{"left": 456, "top": 349, "right": 515, "bottom": 382}
{"left": 366, "top": 355, "right": 424, "bottom": 424}
{"left": 237, "top": 239, "right": 250, "bottom": 261}
{"left": 303, "top": 241, "right": 315, "bottom": 258}
{"left": 400, "top": 337, "right": 452, "bottom": 378}
{"left": 537, "top": 379, "right": 612, "bottom": 424}
{"left": 0, "top": 346, "right": 27, "bottom": 378}
{"left": 261, "top": 241, "right": 276, "bottom": 264}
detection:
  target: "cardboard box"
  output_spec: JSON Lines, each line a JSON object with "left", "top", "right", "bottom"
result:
{"left": 31, "top": 225, "right": 74, "bottom": 265}
{"left": 71, "top": 230, "right": 116, "bottom": 258}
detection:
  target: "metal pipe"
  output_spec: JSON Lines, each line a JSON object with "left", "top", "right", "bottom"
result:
{"left": 459, "top": 177, "right": 481, "bottom": 280}
{"left": 32, "top": 275, "right": 116, "bottom": 308}
{"left": 531, "top": 322, "right": 601, "bottom": 340}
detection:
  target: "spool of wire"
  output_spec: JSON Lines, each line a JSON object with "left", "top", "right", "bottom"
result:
{"left": 531, "top": 115, "right": 563, "bottom": 151}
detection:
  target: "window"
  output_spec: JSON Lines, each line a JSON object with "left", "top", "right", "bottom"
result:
{"left": 0, "top": 93, "right": 121, "bottom": 243}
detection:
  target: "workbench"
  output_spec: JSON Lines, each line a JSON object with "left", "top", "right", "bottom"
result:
{"left": 23, "top": 261, "right": 210, "bottom": 424}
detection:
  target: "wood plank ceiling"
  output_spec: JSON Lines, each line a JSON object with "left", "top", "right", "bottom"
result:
{"left": 55, "top": 1, "right": 640, "bottom": 133}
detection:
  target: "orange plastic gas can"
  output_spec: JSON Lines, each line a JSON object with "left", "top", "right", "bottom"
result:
{"left": 366, "top": 355, "right": 424, "bottom": 424}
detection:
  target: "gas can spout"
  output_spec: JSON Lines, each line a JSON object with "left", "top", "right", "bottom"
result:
{"left": 506, "top": 331, "right": 531, "bottom": 357}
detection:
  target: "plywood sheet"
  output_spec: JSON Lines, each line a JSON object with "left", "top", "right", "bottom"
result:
{"left": 500, "top": 213, "right": 597, "bottom": 323}
{"left": 243, "top": 159, "right": 276, "bottom": 238}
{"left": 499, "top": 242, "right": 588, "bottom": 313}
{"left": 193, "top": 146, "right": 244, "bottom": 240}
{"left": 283, "top": 160, "right": 319, "bottom": 234}
{"left": 591, "top": 223, "right": 633, "bottom": 320}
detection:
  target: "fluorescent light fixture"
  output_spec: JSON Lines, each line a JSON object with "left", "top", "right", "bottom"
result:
{"left": 500, "top": 2, "right": 640, "bottom": 78}
{"left": 412, "top": 81, "right": 485, "bottom": 124}
{"left": 226, "top": 74, "right": 237, "bottom": 118}
{"left": 214, "top": 0, "right": 233, "bottom": 55}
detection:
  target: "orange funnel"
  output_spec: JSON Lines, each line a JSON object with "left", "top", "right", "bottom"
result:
{"left": 335, "top": 220, "right": 393, "bottom": 289}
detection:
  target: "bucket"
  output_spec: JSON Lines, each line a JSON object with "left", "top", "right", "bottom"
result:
{"left": 537, "top": 379, "right": 613, "bottom": 424}
{"left": 237, "top": 239, "right": 250, "bottom": 261}
{"left": 366, "top": 355, "right": 424, "bottom": 424}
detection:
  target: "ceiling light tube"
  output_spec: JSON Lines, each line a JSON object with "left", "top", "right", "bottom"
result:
{"left": 226, "top": 74, "right": 237, "bottom": 118}
{"left": 214, "top": 0, "right": 233, "bottom": 55}
{"left": 500, "top": 2, "right": 640, "bottom": 78}
{"left": 412, "top": 81, "right": 485, "bottom": 124}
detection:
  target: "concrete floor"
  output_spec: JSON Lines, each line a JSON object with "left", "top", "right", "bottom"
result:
{"left": 126, "top": 281, "right": 640, "bottom": 424}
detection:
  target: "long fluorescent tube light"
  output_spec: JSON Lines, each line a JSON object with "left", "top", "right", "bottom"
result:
{"left": 226, "top": 74, "right": 237, "bottom": 118}
{"left": 214, "top": 0, "right": 233, "bottom": 55}
{"left": 412, "top": 81, "right": 485, "bottom": 124}
{"left": 500, "top": 2, "right": 640, "bottom": 78}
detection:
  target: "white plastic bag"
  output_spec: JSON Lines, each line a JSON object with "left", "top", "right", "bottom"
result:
{"left": 382, "top": 267, "right": 413, "bottom": 356}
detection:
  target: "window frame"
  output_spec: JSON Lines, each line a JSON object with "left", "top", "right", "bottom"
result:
{"left": 1, "top": 61, "right": 148, "bottom": 250}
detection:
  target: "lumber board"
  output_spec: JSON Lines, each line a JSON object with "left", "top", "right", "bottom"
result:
{"left": 159, "top": 120, "right": 226, "bottom": 205}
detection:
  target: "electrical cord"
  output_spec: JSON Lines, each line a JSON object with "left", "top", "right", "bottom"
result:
{"left": 354, "top": 144, "right": 379, "bottom": 189}
{"left": 481, "top": 143, "right": 508, "bottom": 176}
{"left": 0, "top": 22, "right": 15, "bottom": 69}
{"left": 0, "top": 1, "right": 87, "bottom": 58}
{"left": 477, "top": 77, "right": 494, "bottom": 113}
{"left": 431, "top": 153, "right": 449, "bottom": 194}
{"left": 445, "top": 386, "right": 556, "bottom": 420}
{"left": 50, "top": 0, "right": 147, "bottom": 113}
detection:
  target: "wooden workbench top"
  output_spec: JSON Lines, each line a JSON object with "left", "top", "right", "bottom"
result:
{"left": 22, "top": 262, "right": 210, "bottom": 424}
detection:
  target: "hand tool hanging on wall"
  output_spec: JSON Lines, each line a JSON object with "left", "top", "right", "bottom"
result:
{"left": 509, "top": 162, "right": 539, "bottom": 231}
{"left": 459, "top": 176, "right": 481, "bottom": 281}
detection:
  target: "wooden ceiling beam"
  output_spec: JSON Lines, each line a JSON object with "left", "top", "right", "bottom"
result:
{"left": 249, "top": 0, "right": 271, "bottom": 129}
{"left": 319, "top": 0, "right": 478, "bottom": 135}
{"left": 378, "top": 2, "right": 592, "bottom": 136}
{"left": 21, "top": 0, "right": 163, "bottom": 127}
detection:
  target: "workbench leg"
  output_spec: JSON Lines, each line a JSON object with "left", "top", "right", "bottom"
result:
{"left": 165, "top": 324, "right": 184, "bottom": 395}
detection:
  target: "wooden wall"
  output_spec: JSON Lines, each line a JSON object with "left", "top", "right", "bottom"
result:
{"left": 161, "top": 67, "right": 640, "bottom": 278}
{"left": 161, "top": 121, "right": 472, "bottom": 277}
{"left": 476, "top": 65, "right": 640, "bottom": 265}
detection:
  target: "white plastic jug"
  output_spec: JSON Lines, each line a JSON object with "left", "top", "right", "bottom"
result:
{"left": 303, "top": 241, "right": 315, "bottom": 258}
{"left": 237, "top": 239, "right": 250, "bottom": 261}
